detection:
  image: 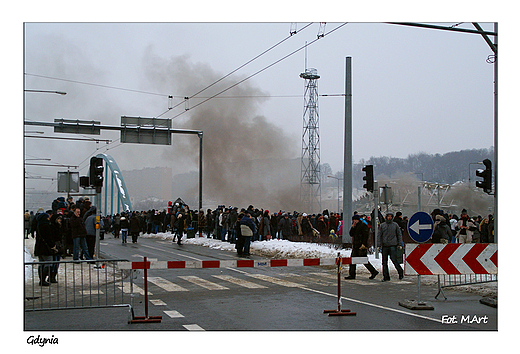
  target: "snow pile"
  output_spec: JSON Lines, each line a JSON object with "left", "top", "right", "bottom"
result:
{"left": 247, "top": 239, "right": 350, "bottom": 259}
{"left": 140, "top": 232, "right": 353, "bottom": 259}
{"left": 139, "top": 232, "right": 385, "bottom": 272}
{"left": 25, "top": 243, "right": 37, "bottom": 281}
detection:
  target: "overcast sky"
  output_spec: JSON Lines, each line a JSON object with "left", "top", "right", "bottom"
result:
{"left": 15, "top": 0, "right": 517, "bottom": 206}
{"left": 23, "top": 21, "right": 497, "bottom": 188}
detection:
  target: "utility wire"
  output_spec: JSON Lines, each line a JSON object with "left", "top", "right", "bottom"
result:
{"left": 24, "top": 73, "right": 180, "bottom": 98}
{"left": 188, "top": 22, "right": 314, "bottom": 100}
{"left": 156, "top": 23, "right": 314, "bottom": 118}
{"left": 169, "top": 22, "right": 348, "bottom": 120}
{"left": 25, "top": 23, "right": 314, "bottom": 118}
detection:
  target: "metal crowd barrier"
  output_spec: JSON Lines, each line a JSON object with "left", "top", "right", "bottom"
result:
{"left": 24, "top": 259, "right": 133, "bottom": 320}
{"left": 435, "top": 273, "right": 498, "bottom": 300}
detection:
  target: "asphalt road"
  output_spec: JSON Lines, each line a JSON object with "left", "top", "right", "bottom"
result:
{"left": 25, "top": 234, "right": 497, "bottom": 331}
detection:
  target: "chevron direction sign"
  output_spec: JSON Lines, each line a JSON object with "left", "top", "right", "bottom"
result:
{"left": 405, "top": 243, "right": 497, "bottom": 275}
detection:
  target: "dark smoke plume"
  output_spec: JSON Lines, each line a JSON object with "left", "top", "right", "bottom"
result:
{"left": 142, "top": 51, "right": 301, "bottom": 211}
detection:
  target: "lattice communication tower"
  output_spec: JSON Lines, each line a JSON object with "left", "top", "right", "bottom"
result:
{"left": 300, "top": 68, "right": 321, "bottom": 213}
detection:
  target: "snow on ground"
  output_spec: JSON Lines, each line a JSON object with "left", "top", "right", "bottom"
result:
{"left": 25, "top": 241, "right": 36, "bottom": 282}
{"left": 142, "top": 232, "right": 381, "bottom": 273}
{"left": 140, "top": 232, "right": 497, "bottom": 296}
{"left": 24, "top": 233, "right": 497, "bottom": 296}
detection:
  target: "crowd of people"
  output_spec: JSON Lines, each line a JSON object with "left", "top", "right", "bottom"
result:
{"left": 25, "top": 195, "right": 496, "bottom": 285}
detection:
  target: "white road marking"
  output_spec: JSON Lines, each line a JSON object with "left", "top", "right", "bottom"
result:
{"left": 79, "top": 290, "right": 103, "bottom": 294}
{"left": 118, "top": 282, "right": 151, "bottom": 295}
{"left": 227, "top": 268, "right": 442, "bottom": 323}
{"left": 183, "top": 324, "right": 205, "bottom": 331}
{"left": 245, "top": 273, "right": 303, "bottom": 288}
{"left": 212, "top": 275, "right": 267, "bottom": 289}
{"left": 164, "top": 310, "right": 184, "bottom": 318}
{"left": 148, "top": 277, "right": 188, "bottom": 292}
{"left": 299, "top": 286, "right": 443, "bottom": 323}
{"left": 150, "top": 299, "right": 167, "bottom": 306}
{"left": 178, "top": 276, "right": 229, "bottom": 290}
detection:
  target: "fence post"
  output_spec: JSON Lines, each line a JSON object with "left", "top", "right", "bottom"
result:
{"left": 130, "top": 257, "right": 162, "bottom": 324}
{"left": 323, "top": 253, "right": 357, "bottom": 316}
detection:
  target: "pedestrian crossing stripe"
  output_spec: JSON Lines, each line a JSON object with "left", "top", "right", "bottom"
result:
{"left": 178, "top": 276, "right": 229, "bottom": 290}
{"left": 79, "top": 290, "right": 104, "bottom": 295}
{"left": 183, "top": 324, "right": 205, "bottom": 331}
{"left": 150, "top": 299, "right": 167, "bottom": 306}
{"left": 119, "top": 282, "right": 152, "bottom": 295}
{"left": 164, "top": 310, "right": 184, "bottom": 318}
{"left": 212, "top": 274, "right": 267, "bottom": 289}
{"left": 245, "top": 274, "right": 303, "bottom": 288}
{"left": 148, "top": 277, "right": 188, "bottom": 292}
{"left": 128, "top": 271, "right": 376, "bottom": 294}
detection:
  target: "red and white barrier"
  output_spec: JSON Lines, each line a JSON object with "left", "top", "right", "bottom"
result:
{"left": 405, "top": 243, "right": 497, "bottom": 276}
{"left": 119, "top": 257, "right": 368, "bottom": 270}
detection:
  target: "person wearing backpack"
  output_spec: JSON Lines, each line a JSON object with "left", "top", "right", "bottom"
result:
{"left": 432, "top": 215, "right": 452, "bottom": 244}
{"left": 240, "top": 212, "right": 256, "bottom": 257}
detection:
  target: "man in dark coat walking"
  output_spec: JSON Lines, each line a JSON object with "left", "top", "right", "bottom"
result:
{"left": 34, "top": 211, "right": 57, "bottom": 286}
{"left": 345, "top": 215, "right": 379, "bottom": 280}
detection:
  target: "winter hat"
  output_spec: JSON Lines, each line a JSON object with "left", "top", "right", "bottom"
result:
{"left": 352, "top": 215, "right": 361, "bottom": 221}
{"left": 37, "top": 212, "right": 50, "bottom": 224}
{"left": 436, "top": 215, "right": 445, "bottom": 222}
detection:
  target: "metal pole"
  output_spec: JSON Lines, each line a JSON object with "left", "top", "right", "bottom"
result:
{"left": 374, "top": 181, "right": 379, "bottom": 259}
{"left": 337, "top": 253, "right": 341, "bottom": 311}
{"left": 144, "top": 257, "right": 149, "bottom": 318}
{"left": 198, "top": 132, "right": 203, "bottom": 237}
{"left": 104, "top": 166, "right": 108, "bottom": 216}
{"left": 342, "top": 57, "right": 353, "bottom": 244}
{"left": 418, "top": 186, "right": 421, "bottom": 212}
{"left": 199, "top": 132, "right": 203, "bottom": 212}
{"left": 95, "top": 188, "right": 101, "bottom": 259}
{"left": 493, "top": 22, "right": 498, "bottom": 243}
{"left": 110, "top": 174, "right": 114, "bottom": 216}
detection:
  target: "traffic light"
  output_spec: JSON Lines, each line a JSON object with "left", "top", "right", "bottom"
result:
{"left": 362, "top": 165, "right": 374, "bottom": 192}
{"left": 476, "top": 159, "right": 492, "bottom": 194}
{"left": 89, "top": 156, "right": 104, "bottom": 189}
{"left": 79, "top": 176, "right": 90, "bottom": 188}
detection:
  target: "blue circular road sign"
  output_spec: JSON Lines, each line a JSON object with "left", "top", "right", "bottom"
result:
{"left": 407, "top": 211, "right": 434, "bottom": 243}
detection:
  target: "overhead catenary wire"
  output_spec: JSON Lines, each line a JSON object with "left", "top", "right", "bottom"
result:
{"left": 187, "top": 22, "right": 314, "bottom": 101}
{"left": 25, "top": 23, "right": 315, "bottom": 119}
{"left": 25, "top": 23, "right": 345, "bottom": 121}
{"left": 24, "top": 22, "right": 347, "bottom": 129}
{"left": 168, "top": 22, "right": 349, "bottom": 121}
{"left": 156, "top": 23, "right": 315, "bottom": 118}
{"left": 24, "top": 73, "right": 180, "bottom": 98}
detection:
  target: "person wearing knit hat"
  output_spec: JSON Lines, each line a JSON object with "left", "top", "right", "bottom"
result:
{"left": 345, "top": 214, "right": 379, "bottom": 280}
{"left": 379, "top": 213, "right": 404, "bottom": 281}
